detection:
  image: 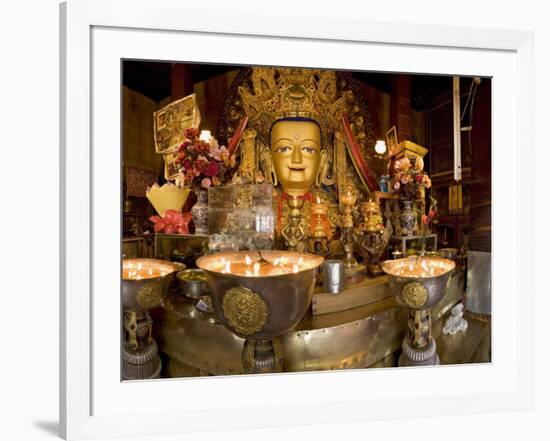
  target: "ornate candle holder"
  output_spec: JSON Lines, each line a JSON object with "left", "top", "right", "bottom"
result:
{"left": 281, "top": 196, "right": 306, "bottom": 251}
{"left": 381, "top": 256, "right": 455, "bottom": 366}
{"left": 122, "top": 258, "right": 176, "bottom": 380}
{"left": 197, "top": 250, "right": 323, "bottom": 373}
{"left": 309, "top": 197, "right": 329, "bottom": 256}
{"left": 339, "top": 190, "right": 358, "bottom": 269}
{"left": 357, "top": 201, "right": 392, "bottom": 276}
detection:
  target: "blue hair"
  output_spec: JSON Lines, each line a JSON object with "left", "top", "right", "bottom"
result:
{"left": 269, "top": 117, "right": 323, "bottom": 145}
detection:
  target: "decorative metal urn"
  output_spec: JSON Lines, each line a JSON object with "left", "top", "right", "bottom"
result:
{"left": 400, "top": 200, "right": 416, "bottom": 236}
{"left": 191, "top": 189, "right": 209, "bottom": 234}
{"left": 357, "top": 200, "right": 392, "bottom": 276}
{"left": 381, "top": 256, "right": 455, "bottom": 366}
{"left": 196, "top": 250, "right": 323, "bottom": 373}
{"left": 122, "top": 258, "right": 177, "bottom": 380}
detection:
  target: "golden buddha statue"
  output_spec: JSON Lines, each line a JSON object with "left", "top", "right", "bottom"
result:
{"left": 270, "top": 119, "right": 326, "bottom": 198}
{"left": 219, "top": 67, "right": 379, "bottom": 251}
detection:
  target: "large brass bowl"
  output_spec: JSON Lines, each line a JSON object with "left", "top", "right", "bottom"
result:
{"left": 381, "top": 256, "right": 455, "bottom": 310}
{"left": 196, "top": 251, "right": 323, "bottom": 340}
{"left": 122, "top": 258, "right": 177, "bottom": 312}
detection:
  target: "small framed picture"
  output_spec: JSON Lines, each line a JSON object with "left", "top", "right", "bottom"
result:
{"left": 163, "top": 149, "right": 181, "bottom": 181}
{"left": 386, "top": 125, "right": 398, "bottom": 157}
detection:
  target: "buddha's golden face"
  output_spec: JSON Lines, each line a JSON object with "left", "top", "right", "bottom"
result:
{"left": 270, "top": 120, "right": 324, "bottom": 197}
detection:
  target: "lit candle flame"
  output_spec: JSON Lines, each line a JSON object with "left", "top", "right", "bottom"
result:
{"left": 245, "top": 255, "right": 252, "bottom": 266}
{"left": 293, "top": 264, "right": 299, "bottom": 273}
{"left": 253, "top": 262, "right": 260, "bottom": 277}
{"left": 224, "top": 260, "right": 231, "bottom": 274}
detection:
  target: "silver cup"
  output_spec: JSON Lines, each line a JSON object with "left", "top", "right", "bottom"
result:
{"left": 322, "top": 260, "right": 345, "bottom": 294}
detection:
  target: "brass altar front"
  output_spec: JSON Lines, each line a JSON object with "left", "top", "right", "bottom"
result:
{"left": 157, "top": 270, "right": 482, "bottom": 375}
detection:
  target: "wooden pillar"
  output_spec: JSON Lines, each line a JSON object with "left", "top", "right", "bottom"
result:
{"left": 390, "top": 75, "right": 412, "bottom": 141}
{"left": 171, "top": 63, "right": 194, "bottom": 100}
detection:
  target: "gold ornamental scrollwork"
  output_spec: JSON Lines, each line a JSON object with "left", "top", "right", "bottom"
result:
{"left": 222, "top": 286, "right": 268, "bottom": 336}
{"left": 401, "top": 282, "right": 428, "bottom": 309}
{"left": 136, "top": 282, "right": 163, "bottom": 310}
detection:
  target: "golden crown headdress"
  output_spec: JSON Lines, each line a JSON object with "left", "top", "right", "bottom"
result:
{"left": 238, "top": 67, "right": 351, "bottom": 143}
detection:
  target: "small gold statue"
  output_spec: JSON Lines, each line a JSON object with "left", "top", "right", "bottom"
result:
{"left": 281, "top": 196, "right": 306, "bottom": 251}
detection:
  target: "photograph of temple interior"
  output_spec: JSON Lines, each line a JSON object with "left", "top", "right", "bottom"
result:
{"left": 121, "top": 61, "right": 491, "bottom": 380}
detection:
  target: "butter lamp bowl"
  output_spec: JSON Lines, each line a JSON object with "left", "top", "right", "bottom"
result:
{"left": 122, "top": 258, "right": 177, "bottom": 312}
{"left": 177, "top": 268, "right": 208, "bottom": 299}
{"left": 196, "top": 250, "right": 323, "bottom": 340}
{"left": 381, "top": 256, "right": 455, "bottom": 310}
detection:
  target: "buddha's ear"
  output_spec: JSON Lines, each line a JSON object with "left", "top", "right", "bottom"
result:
{"left": 316, "top": 148, "right": 328, "bottom": 187}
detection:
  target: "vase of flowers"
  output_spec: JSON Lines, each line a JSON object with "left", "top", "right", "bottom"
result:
{"left": 175, "top": 128, "right": 236, "bottom": 235}
{"left": 390, "top": 156, "right": 432, "bottom": 236}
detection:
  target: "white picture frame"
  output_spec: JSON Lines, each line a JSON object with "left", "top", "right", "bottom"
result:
{"left": 60, "top": 0, "right": 534, "bottom": 439}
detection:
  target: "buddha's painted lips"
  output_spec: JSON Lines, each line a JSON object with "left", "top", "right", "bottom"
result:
{"left": 288, "top": 166, "right": 305, "bottom": 171}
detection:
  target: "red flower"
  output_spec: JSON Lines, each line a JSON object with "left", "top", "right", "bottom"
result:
{"left": 204, "top": 161, "right": 219, "bottom": 177}
{"left": 185, "top": 127, "right": 199, "bottom": 139}
{"left": 182, "top": 159, "right": 193, "bottom": 171}
{"left": 428, "top": 209, "right": 437, "bottom": 219}
{"left": 195, "top": 140, "right": 210, "bottom": 153}
{"left": 422, "top": 214, "right": 429, "bottom": 225}
{"left": 193, "top": 159, "right": 208, "bottom": 173}
{"left": 179, "top": 141, "right": 192, "bottom": 152}
{"left": 415, "top": 174, "right": 424, "bottom": 183}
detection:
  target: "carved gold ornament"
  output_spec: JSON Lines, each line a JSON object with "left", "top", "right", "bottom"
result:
{"left": 222, "top": 286, "right": 269, "bottom": 335}
{"left": 136, "top": 282, "right": 163, "bottom": 309}
{"left": 401, "top": 282, "right": 428, "bottom": 309}
{"left": 238, "top": 67, "right": 351, "bottom": 143}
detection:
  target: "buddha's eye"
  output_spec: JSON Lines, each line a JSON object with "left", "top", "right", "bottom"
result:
{"left": 276, "top": 146, "right": 291, "bottom": 153}
{"left": 302, "top": 146, "right": 316, "bottom": 154}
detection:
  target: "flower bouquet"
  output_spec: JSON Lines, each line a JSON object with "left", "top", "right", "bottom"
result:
{"left": 390, "top": 156, "right": 433, "bottom": 236}
{"left": 390, "top": 156, "right": 431, "bottom": 201}
{"left": 175, "top": 128, "right": 236, "bottom": 190}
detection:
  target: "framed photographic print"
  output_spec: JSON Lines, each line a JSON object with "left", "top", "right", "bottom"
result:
{"left": 386, "top": 126, "right": 398, "bottom": 157}
{"left": 153, "top": 93, "right": 201, "bottom": 154}
{"left": 60, "top": 0, "right": 534, "bottom": 439}
{"left": 162, "top": 149, "right": 180, "bottom": 181}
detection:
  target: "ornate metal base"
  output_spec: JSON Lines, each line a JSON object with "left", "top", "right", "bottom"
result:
{"left": 398, "top": 337, "right": 440, "bottom": 366}
{"left": 344, "top": 263, "right": 366, "bottom": 285}
{"left": 122, "top": 339, "right": 162, "bottom": 380}
{"left": 242, "top": 339, "right": 283, "bottom": 374}
{"left": 367, "top": 262, "right": 383, "bottom": 277}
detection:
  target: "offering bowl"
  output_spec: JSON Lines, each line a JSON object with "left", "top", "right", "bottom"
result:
{"left": 196, "top": 250, "right": 323, "bottom": 372}
{"left": 381, "top": 256, "right": 455, "bottom": 366}
{"left": 122, "top": 258, "right": 177, "bottom": 380}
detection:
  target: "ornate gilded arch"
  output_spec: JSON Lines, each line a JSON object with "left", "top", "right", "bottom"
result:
{"left": 217, "top": 66, "right": 377, "bottom": 197}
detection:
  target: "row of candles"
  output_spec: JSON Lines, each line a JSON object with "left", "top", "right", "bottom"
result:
{"left": 123, "top": 261, "right": 171, "bottom": 280}
{"left": 217, "top": 254, "right": 305, "bottom": 277}
{"left": 389, "top": 258, "right": 451, "bottom": 278}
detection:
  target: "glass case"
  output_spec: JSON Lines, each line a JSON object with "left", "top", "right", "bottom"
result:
{"left": 208, "top": 184, "right": 275, "bottom": 251}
